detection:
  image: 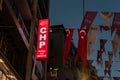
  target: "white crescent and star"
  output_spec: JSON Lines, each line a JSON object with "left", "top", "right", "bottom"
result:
{"left": 66, "top": 29, "right": 70, "bottom": 37}
{"left": 80, "top": 30, "right": 86, "bottom": 39}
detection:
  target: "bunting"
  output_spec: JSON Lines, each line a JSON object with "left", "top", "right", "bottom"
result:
{"left": 80, "top": 11, "right": 97, "bottom": 30}
{"left": 100, "top": 25, "right": 110, "bottom": 32}
{"left": 97, "top": 50, "right": 103, "bottom": 66}
{"left": 112, "top": 40, "right": 117, "bottom": 56}
{"left": 115, "top": 31, "right": 120, "bottom": 50}
{"left": 74, "top": 29, "right": 88, "bottom": 66}
{"left": 104, "top": 61, "right": 112, "bottom": 76}
{"left": 87, "top": 25, "right": 98, "bottom": 58}
{"left": 112, "top": 32, "right": 120, "bottom": 56}
{"left": 100, "top": 39, "right": 107, "bottom": 52}
{"left": 100, "top": 12, "right": 113, "bottom": 27}
{"left": 111, "top": 12, "right": 120, "bottom": 35}
{"left": 63, "top": 29, "right": 74, "bottom": 65}
{"left": 108, "top": 51, "right": 113, "bottom": 64}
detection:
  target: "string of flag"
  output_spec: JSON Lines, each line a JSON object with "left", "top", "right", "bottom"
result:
{"left": 62, "top": 11, "right": 120, "bottom": 79}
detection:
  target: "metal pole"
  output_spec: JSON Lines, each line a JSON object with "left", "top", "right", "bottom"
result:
{"left": 25, "top": 20, "right": 35, "bottom": 80}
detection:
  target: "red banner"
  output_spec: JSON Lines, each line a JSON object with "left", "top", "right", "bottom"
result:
{"left": 74, "top": 29, "right": 88, "bottom": 66}
{"left": 80, "top": 11, "right": 97, "bottom": 30}
{"left": 105, "top": 61, "right": 111, "bottom": 76}
{"left": 97, "top": 50, "right": 103, "bottom": 66}
{"left": 100, "top": 39, "right": 107, "bottom": 52}
{"left": 63, "top": 29, "right": 74, "bottom": 65}
{"left": 36, "top": 19, "right": 49, "bottom": 60}
{"left": 111, "top": 12, "right": 120, "bottom": 35}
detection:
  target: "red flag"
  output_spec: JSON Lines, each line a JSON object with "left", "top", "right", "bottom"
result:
{"left": 104, "top": 70, "right": 111, "bottom": 76}
{"left": 112, "top": 40, "right": 117, "bottom": 56}
{"left": 108, "top": 51, "right": 113, "bottom": 64}
{"left": 63, "top": 29, "right": 74, "bottom": 65}
{"left": 104, "top": 61, "right": 112, "bottom": 76}
{"left": 80, "top": 11, "right": 97, "bottom": 30}
{"left": 100, "top": 39, "right": 107, "bottom": 52}
{"left": 97, "top": 50, "right": 103, "bottom": 66}
{"left": 75, "top": 29, "right": 88, "bottom": 66}
{"left": 111, "top": 12, "right": 120, "bottom": 35}
{"left": 105, "top": 61, "right": 112, "bottom": 71}
{"left": 74, "top": 53, "right": 79, "bottom": 66}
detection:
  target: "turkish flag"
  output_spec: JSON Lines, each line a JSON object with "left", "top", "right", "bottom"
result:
{"left": 74, "top": 29, "right": 88, "bottom": 66}
{"left": 63, "top": 29, "right": 74, "bottom": 65}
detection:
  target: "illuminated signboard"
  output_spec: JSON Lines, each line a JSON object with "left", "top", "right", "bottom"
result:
{"left": 36, "top": 19, "right": 49, "bottom": 60}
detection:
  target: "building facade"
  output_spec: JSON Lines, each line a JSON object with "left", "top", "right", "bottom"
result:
{"left": 48, "top": 25, "right": 76, "bottom": 80}
{"left": 0, "top": 0, "right": 49, "bottom": 80}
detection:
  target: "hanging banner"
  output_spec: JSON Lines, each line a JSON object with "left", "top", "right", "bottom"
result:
{"left": 75, "top": 29, "right": 88, "bottom": 66}
{"left": 100, "top": 12, "right": 113, "bottom": 27}
{"left": 100, "top": 25, "right": 110, "bottom": 31}
{"left": 111, "top": 12, "right": 120, "bottom": 35}
{"left": 36, "top": 19, "right": 49, "bottom": 60}
{"left": 87, "top": 25, "right": 98, "bottom": 58}
{"left": 63, "top": 29, "right": 74, "bottom": 65}
{"left": 100, "top": 39, "right": 107, "bottom": 53}
{"left": 80, "top": 11, "right": 97, "bottom": 30}
{"left": 97, "top": 50, "right": 103, "bottom": 66}
{"left": 104, "top": 61, "right": 111, "bottom": 77}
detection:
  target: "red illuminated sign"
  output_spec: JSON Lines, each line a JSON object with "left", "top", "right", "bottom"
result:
{"left": 36, "top": 19, "right": 49, "bottom": 60}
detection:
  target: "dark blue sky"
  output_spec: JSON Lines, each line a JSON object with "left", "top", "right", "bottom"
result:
{"left": 49, "top": 0, "right": 120, "bottom": 28}
{"left": 49, "top": 0, "right": 120, "bottom": 79}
